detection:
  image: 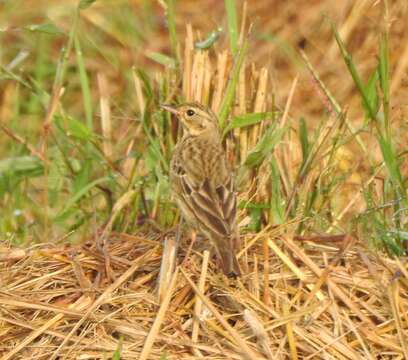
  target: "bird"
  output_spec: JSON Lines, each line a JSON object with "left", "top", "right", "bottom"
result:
{"left": 161, "top": 102, "right": 241, "bottom": 277}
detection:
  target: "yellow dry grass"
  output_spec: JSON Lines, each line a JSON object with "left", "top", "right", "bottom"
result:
{"left": 1, "top": 232, "right": 407, "bottom": 359}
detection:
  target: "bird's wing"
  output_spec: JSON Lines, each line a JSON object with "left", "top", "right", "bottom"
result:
{"left": 173, "top": 164, "right": 236, "bottom": 238}
{"left": 171, "top": 139, "right": 241, "bottom": 276}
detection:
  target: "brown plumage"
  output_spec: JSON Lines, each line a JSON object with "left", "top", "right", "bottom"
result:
{"left": 161, "top": 102, "right": 241, "bottom": 277}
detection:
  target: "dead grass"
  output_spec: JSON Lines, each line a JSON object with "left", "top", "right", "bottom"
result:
{"left": 0, "top": 232, "right": 407, "bottom": 359}
{"left": 1, "top": 1, "right": 408, "bottom": 359}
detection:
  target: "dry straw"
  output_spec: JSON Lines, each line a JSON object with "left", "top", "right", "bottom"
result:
{"left": 1, "top": 15, "right": 408, "bottom": 360}
{"left": 1, "top": 232, "right": 407, "bottom": 358}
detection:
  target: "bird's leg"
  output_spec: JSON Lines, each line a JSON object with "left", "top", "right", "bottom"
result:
{"left": 213, "top": 247, "right": 222, "bottom": 269}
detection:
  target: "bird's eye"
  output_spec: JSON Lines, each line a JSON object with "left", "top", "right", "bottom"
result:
{"left": 186, "top": 109, "right": 195, "bottom": 117}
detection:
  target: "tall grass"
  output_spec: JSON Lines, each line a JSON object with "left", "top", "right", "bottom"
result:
{"left": 0, "top": 0, "right": 406, "bottom": 255}
{"left": 332, "top": 1, "right": 407, "bottom": 254}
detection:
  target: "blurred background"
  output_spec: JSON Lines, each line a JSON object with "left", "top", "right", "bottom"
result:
{"left": 1, "top": 0, "right": 407, "bottom": 252}
{"left": 2, "top": 1, "right": 408, "bottom": 118}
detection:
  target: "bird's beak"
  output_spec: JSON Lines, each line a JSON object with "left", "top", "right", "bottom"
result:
{"left": 160, "top": 104, "right": 179, "bottom": 116}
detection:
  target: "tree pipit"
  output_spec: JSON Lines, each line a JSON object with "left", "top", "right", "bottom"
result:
{"left": 162, "top": 102, "right": 241, "bottom": 277}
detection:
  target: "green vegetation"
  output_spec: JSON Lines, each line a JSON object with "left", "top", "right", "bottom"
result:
{"left": 0, "top": 0, "right": 406, "bottom": 257}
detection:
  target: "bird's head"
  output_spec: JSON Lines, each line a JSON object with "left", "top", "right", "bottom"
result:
{"left": 161, "top": 102, "right": 219, "bottom": 136}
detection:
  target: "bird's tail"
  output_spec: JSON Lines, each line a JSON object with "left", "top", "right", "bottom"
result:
{"left": 215, "top": 237, "right": 241, "bottom": 278}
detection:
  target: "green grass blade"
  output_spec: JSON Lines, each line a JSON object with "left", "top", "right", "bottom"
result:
{"left": 0, "top": 156, "right": 43, "bottom": 179}
{"left": 64, "top": 115, "right": 94, "bottom": 141}
{"left": 224, "top": 0, "right": 239, "bottom": 55}
{"left": 378, "top": 135, "right": 405, "bottom": 198}
{"left": 194, "top": 27, "right": 223, "bottom": 50}
{"left": 222, "top": 112, "right": 275, "bottom": 137}
{"left": 379, "top": 21, "right": 390, "bottom": 136}
{"left": 146, "top": 51, "right": 176, "bottom": 69}
{"left": 166, "top": 0, "right": 178, "bottom": 60}
{"left": 331, "top": 21, "right": 378, "bottom": 123}
{"left": 244, "top": 124, "right": 287, "bottom": 168}
{"left": 270, "top": 157, "right": 285, "bottom": 224}
{"left": 23, "top": 22, "right": 64, "bottom": 35}
{"left": 48, "top": 147, "right": 66, "bottom": 204}
{"left": 363, "top": 68, "right": 379, "bottom": 123}
{"left": 50, "top": 9, "right": 80, "bottom": 105}
{"left": 111, "top": 336, "right": 123, "bottom": 360}
{"left": 75, "top": 36, "right": 93, "bottom": 131}
{"left": 299, "top": 117, "right": 309, "bottom": 165}
{"left": 58, "top": 176, "right": 110, "bottom": 217}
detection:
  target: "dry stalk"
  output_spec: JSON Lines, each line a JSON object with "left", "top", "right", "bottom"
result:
{"left": 97, "top": 72, "right": 112, "bottom": 159}
{"left": 139, "top": 267, "right": 180, "bottom": 360}
{"left": 157, "top": 235, "right": 179, "bottom": 302}
{"left": 191, "top": 250, "right": 210, "bottom": 357}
